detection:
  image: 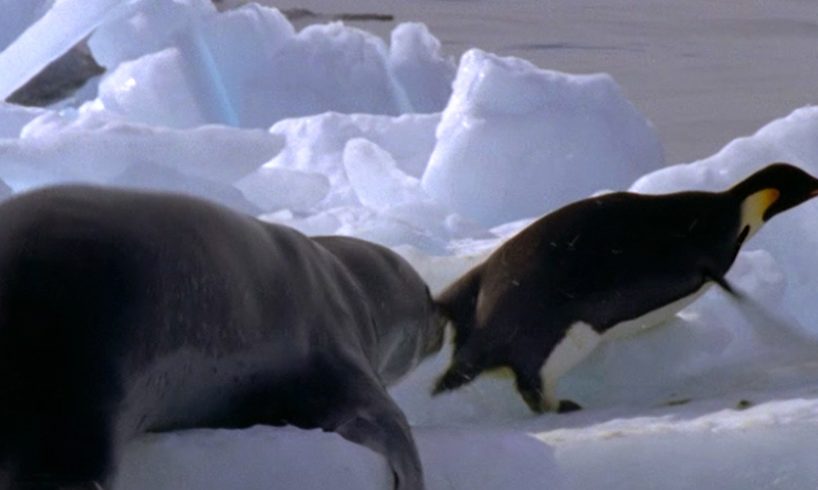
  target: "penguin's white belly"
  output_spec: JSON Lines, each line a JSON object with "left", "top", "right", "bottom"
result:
{"left": 538, "top": 321, "right": 600, "bottom": 410}
{"left": 536, "top": 281, "right": 713, "bottom": 410}
{"left": 601, "top": 282, "right": 713, "bottom": 341}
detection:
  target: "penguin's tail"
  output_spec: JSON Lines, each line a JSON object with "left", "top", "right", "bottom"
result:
{"left": 434, "top": 265, "right": 482, "bottom": 349}
{"left": 431, "top": 266, "right": 487, "bottom": 396}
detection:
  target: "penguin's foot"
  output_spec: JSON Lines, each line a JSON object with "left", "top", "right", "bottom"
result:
{"left": 557, "top": 400, "right": 583, "bottom": 413}
{"left": 519, "top": 389, "right": 546, "bottom": 414}
{"left": 736, "top": 399, "right": 753, "bottom": 410}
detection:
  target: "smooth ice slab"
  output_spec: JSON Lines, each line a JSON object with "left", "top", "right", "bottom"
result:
{"left": 88, "top": 0, "right": 216, "bottom": 69}
{"left": 2, "top": 110, "right": 283, "bottom": 195}
{"left": 258, "top": 112, "right": 441, "bottom": 208}
{"left": 90, "top": 5, "right": 449, "bottom": 129}
{"left": 0, "top": 0, "right": 137, "bottom": 101}
{"left": 0, "top": 102, "right": 47, "bottom": 138}
{"left": 235, "top": 166, "right": 330, "bottom": 213}
{"left": 343, "top": 137, "right": 429, "bottom": 210}
{"left": 388, "top": 23, "right": 457, "bottom": 114}
{"left": 0, "top": 0, "right": 53, "bottom": 52}
{"left": 421, "top": 49, "right": 664, "bottom": 227}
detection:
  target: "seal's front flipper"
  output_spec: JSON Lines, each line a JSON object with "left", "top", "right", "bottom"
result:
{"left": 328, "top": 367, "right": 424, "bottom": 490}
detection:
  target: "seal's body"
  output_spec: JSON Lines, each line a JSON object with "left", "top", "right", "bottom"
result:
{"left": 433, "top": 163, "right": 818, "bottom": 413}
{"left": 0, "top": 186, "right": 443, "bottom": 490}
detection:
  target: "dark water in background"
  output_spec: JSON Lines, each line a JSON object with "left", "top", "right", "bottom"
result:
{"left": 238, "top": 0, "right": 818, "bottom": 165}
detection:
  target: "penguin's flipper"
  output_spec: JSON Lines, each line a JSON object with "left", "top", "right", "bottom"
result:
{"left": 706, "top": 272, "right": 744, "bottom": 300}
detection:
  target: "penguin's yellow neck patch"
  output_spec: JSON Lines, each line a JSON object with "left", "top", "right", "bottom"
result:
{"left": 740, "top": 188, "right": 780, "bottom": 239}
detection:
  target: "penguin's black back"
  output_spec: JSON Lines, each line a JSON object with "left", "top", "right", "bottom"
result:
{"left": 466, "top": 190, "right": 742, "bottom": 335}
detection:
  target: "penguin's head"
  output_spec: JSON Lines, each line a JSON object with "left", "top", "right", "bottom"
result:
{"left": 731, "top": 163, "right": 818, "bottom": 227}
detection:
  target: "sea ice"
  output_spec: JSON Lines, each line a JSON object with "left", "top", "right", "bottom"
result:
{"left": 0, "top": 102, "right": 47, "bottom": 138}
{"left": 3, "top": 2, "right": 818, "bottom": 489}
{"left": 254, "top": 112, "right": 440, "bottom": 209}
{"left": 0, "top": 0, "right": 54, "bottom": 52}
{"left": 109, "top": 162, "right": 260, "bottom": 214}
{"left": 343, "top": 137, "right": 428, "bottom": 210}
{"left": 88, "top": 5, "right": 451, "bottom": 129}
{"left": 421, "top": 49, "right": 664, "bottom": 227}
{"left": 258, "top": 125, "right": 491, "bottom": 252}
{"left": 259, "top": 208, "right": 343, "bottom": 237}
{"left": 235, "top": 166, "right": 330, "bottom": 213}
{"left": 0, "top": 0, "right": 137, "bottom": 101}
{"left": 95, "top": 48, "right": 213, "bottom": 128}
{"left": 1, "top": 109, "right": 283, "bottom": 192}
{"left": 88, "top": 0, "right": 216, "bottom": 69}
{"left": 265, "top": 204, "right": 453, "bottom": 254}
{"left": 388, "top": 23, "right": 457, "bottom": 114}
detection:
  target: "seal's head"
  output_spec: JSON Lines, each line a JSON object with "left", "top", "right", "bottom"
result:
{"left": 312, "top": 235, "right": 446, "bottom": 384}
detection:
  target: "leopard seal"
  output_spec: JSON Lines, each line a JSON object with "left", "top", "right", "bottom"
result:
{"left": 0, "top": 185, "right": 444, "bottom": 490}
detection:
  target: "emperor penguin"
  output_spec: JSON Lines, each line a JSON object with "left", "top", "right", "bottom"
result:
{"left": 432, "top": 163, "right": 818, "bottom": 413}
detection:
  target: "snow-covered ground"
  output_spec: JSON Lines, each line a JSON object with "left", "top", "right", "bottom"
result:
{"left": 3, "top": 1, "right": 818, "bottom": 489}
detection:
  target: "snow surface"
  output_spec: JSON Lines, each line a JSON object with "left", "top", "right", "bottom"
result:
{"left": 2, "top": 2, "right": 818, "bottom": 489}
